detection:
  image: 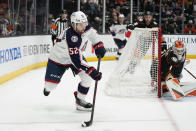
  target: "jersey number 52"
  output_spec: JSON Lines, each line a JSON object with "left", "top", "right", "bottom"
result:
{"left": 69, "top": 47, "right": 79, "bottom": 55}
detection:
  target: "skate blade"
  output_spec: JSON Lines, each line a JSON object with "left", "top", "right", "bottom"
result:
{"left": 76, "top": 105, "right": 92, "bottom": 112}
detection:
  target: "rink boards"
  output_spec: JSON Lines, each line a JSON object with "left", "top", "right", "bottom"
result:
{"left": 0, "top": 34, "right": 196, "bottom": 84}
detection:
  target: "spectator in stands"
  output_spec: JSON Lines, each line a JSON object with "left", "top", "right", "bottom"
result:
{"left": 115, "top": 0, "right": 126, "bottom": 5}
{"left": 173, "top": 3, "right": 183, "bottom": 24}
{"left": 184, "top": 20, "right": 196, "bottom": 34}
{"left": 172, "top": 19, "right": 181, "bottom": 34}
{"left": 185, "top": 0, "right": 193, "bottom": 15}
{"left": 124, "top": 13, "right": 130, "bottom": 24}
{"left": 15, "top": 16, "right": 25, "bottom": 35}
{"left": 108, "top": 12, "right": 118, "bottom": 28}
{"left": 165, "top": 5, "right": 173, "bottom": 19}
{"left": 0, "top": 14, "right": 4, "bottom": 36}
{"left": 144, "top": 0, "right": 153, "bottom": 12}
{"left": 83, "top": 0, "right": 98, "bottom": 23}
{"left": 92, "top": 16, "right": 102, "bottom": 33}
{"left": 44, "top": 14, "right": 54, "bottom": 34}
{"left": 0, "top": 11, "right": 13, "bottom": 36}
{"left": 162, "top": 20, "right": 171, "bottom": 34}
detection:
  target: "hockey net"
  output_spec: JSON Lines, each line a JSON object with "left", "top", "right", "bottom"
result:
{"left": 105, "top": 28, "right": 162, "bottom": 98}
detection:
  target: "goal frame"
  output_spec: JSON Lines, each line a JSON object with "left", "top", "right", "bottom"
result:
{"left": 105, "top": 27, "right": 163, "bottom": 98}
{"left": 157, "top": 28, "right": 162, "bottom": 98}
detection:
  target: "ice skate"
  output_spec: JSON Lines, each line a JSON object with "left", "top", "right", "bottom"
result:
{"left": 74, "top": 91, "right": 92, "bottom": 111}
{"left": 43, "top": 88, "right": 50, "bottom": 96}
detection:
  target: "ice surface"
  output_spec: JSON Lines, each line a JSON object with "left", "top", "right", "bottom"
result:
{"left": 0, "top": 60, "right": 196, "bottom": 131}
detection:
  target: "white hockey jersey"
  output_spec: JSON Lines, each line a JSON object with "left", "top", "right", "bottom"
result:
{"left": 49, "top": 25, "right": 101, "bottom": 71}
{"left": 109, "top": 23, "right": 127, "bottom": 41}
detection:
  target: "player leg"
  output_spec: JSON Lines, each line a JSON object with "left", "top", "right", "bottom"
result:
{"left": 165, "top": 73, "right": 185, "bottom": 100}
{"left": 114, "top": 39, "right": 125, "bottom": 60}
{"left": 74, "top": 71, "right": 93, "bottom": 111}
{"left": 43, "top": 60, "right": 68, "bottom": 96}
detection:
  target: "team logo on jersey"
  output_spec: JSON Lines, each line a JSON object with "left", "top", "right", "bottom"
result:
{"left": 71, "top": 36, "right": 78, "bottom": 42}
{"left": 171, "top": 57, "right": 178, "bottom": 63}
{"left": 118, "top": 29, "right": 126, "bottom": 34}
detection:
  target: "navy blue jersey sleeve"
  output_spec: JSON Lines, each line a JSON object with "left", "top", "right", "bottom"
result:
{"left": 66, "top": 28, "right": 89, "bottom": 71}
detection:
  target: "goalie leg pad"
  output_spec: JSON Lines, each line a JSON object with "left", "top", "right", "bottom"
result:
{"left": 166, "top": 78, "right": 185, "bottom": 100}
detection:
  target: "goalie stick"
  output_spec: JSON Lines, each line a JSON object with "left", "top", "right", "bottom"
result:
{"left": 81, "top": 56, "right": 101, "bottom": 127}
{"left": 183, "top": 67, "right": 196, "bottom": 96}
{"left": 184, "top": 67, "right": 196, "bottom": 80}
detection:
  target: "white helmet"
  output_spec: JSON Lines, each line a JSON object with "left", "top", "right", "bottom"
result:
{"left": 71, "top": 11, "right": 88, "bottom": 24}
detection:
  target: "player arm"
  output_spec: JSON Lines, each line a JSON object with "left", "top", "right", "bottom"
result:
{"left": 85, "top": 26, "right": 106, "bottom": 58}
{"left": 125, "top": 23, "right": 135, "bottom": 38}
{"left": 69, "top": 48, "right": 101, "bottom": 80}
{"left": 69, "top": 51, "right": 88, "bottom": 70}
{"left": 109, "top": 25, "right": 116, "bottom": 36}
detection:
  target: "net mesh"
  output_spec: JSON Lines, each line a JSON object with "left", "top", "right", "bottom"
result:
{"left": 105, "top": 28, "right": 161, "bottom": 97}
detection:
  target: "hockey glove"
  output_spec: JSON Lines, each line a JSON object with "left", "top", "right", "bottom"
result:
{"left": 111, "top": 31, "right": 116, "bottom": 36}
{"left": 126, "top": 24, "right": 135, "bottom": 30}
{"left": 94, "top": 42, "right": 106, "bottom": 58}
{"left": 86, "top": 67, "right": 102, "bottom": 80}
{"left": 56, "top": 38, "right": 61, "bottom": 42}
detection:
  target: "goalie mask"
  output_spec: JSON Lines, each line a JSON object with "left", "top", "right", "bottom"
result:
{"left": 172, "top": 40, "right": 185, "bottom": 60}
{"left": 71, "top": 11, "right": 88, "bottom": 34}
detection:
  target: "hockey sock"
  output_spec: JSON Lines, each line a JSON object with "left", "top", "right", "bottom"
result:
{"left": 77, "top": 83, "right": 89, "bottom": 100}
{"left": 44, "top": 82, "right": 57, "bottom": 91}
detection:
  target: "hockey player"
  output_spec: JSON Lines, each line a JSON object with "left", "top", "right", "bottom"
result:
{"left": 161, "top": 40, "right": 186, "bottom": 100}
{"left": 151, "top": 40, "right": 187, "bottom": 100}
{"left": 50, "top": 9, "right": 69, "bottom": 45}
{"left": 43, "top": 11, "right": 106, "bottom": 111}
{"left": 109, "top": 14, "right": 128, "bottom": 60}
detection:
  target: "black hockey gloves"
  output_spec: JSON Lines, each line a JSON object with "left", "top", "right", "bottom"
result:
{"left": 126, "top": 23, "right": 135, "bottom": 30}
{"left": 94, "top": 42, "right": 106, "bottom": 58}
{"left": 86, "top": 67, "right": 102, "bottom": 81}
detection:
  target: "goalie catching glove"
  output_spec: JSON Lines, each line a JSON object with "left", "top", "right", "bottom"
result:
{"left": 94, "top": 42, "right": 106, "bottom": 58}
{"left": 86, "top": 67, "right": 102, "bottom": 80}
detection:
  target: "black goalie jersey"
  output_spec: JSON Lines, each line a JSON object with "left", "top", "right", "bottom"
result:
{"left": 151, "top": 47, "right": 186, "bottom": 82}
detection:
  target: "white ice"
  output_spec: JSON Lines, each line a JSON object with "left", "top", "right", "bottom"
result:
{"left": 0, "top": 60, "right": 196, "bottom": 131}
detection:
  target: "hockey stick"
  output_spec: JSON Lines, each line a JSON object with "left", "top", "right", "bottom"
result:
{"left": 81, "top": 56, "right": 101, "bottom": 127}
{"left": 184, "top": 67, "right": 196, "bottom": 80}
